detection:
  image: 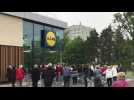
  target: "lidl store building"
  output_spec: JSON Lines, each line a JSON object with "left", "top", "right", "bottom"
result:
{"left": 0, "top": 12, "right": 67, "bottom": 82}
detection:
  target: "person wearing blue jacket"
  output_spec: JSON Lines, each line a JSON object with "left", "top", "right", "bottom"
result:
{"left": 63, "top": 65, "right": 71, "bottom": 87}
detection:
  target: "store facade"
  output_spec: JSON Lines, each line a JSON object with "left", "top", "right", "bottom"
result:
{"left": 0, "top": 12, "right": 67, "bottom": 82}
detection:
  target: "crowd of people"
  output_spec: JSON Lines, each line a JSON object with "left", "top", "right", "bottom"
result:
{"left": 7, "top": 65, "right": 26, "bottom": 87}
{"left": 82, "top": 64, "right": 128, "bottom": 87}
{"left": 6, "top": 63, "right": 129, "bottom": 87}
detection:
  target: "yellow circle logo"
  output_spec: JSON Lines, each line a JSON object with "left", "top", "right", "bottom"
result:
{"left": 46, "top": 32, "right": 56, "bottom": 47}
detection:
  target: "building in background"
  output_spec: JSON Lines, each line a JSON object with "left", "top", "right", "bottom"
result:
{"left": 0, "top": 12, "right": 67, "bottom": 82}
{"left": 65, "top": 23, "right": 93, "bottom": 41}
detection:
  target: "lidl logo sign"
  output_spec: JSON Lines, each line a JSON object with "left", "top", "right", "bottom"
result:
{"left": 46, "top": 32, "right": 56, "bottom": 47}
{"left": 41, "top": 30, "right": 57, "bottom": 49}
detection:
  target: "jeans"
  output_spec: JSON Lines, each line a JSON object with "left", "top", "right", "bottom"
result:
{"left": 73, "top": 77, "right": 77, "bottom": 85}
{"left": 32, "top": 80, "right": 38, "bottom": 87}
{"left": 64, "top": 76, "right": 70, "bottom": 87}
{"left": 44, "top": 80, "right": 53, "bottom": 87}
{"left": 84, "top": 77, "right": 88, "bottom": 87}
{"left": 18, "top": 80, "right": 22, "bottom": 87}
{"left": 12, "top": 80, "right": 16, "bottom": 87}
{"left": 107, "top": 78, "right": 112, "bottom": 87}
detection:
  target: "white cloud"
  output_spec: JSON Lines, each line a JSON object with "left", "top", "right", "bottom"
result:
{"left": 33, "top": 12, "right": 117, "bottom": 33}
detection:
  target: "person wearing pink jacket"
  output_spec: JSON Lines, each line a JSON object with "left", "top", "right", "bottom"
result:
{"left": 112, "top": 72, "right": 128, "bottom": 87}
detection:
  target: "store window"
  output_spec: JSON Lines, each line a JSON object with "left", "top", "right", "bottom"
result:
{"left": 45, "top": 25, "right": 53, "bottom": 32}
{"left": 23, "top": 21, "right": 34, "bottom": 49}
{"left": 23, "top": 20, "right": 34, "bottom": 68}
{"left": 34, "top": 23, "right": 44, "bottom": 48}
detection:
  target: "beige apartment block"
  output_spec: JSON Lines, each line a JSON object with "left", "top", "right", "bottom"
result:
{"left": 0, "top": 14, "right": 23, "bottom": 82}
{"left": 0, "top": 14, "right": 23, "bottom": 46}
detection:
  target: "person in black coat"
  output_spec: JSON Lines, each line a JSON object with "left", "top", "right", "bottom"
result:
{"left": 31, "top": 64, "right": 40, "bottom": 87}
{"left": 83, "top": 65, "right": 89, "bottom": 87}
{"left": 10, "top": 66, "right": 16, "bottom": 87}
{"left": 72, "top": 66, "right": 78, "bottom": 85}
{"left": 42, "top": 64, "right": 56, "bottom": 87}
{"left": 6, "top": 65, "right": 12, "bottom": 82}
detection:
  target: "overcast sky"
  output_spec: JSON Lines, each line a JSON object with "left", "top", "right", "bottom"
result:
{"left": 34, "top": 12, "right": 117, "bottom": 33}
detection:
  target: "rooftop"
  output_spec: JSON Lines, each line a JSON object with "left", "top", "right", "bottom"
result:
{"left": 0, "top": 12, "right": 67, "bottom": 29}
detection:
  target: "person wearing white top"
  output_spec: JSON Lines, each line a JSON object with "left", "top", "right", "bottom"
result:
{"left": 90, "top": 65, "right": 95, "bottom": 72}
{"left": 106, "top": 66, "right": 113, "bottom": 87}
{"left": 112, "top": 65, "right": 118, "bottom": 81}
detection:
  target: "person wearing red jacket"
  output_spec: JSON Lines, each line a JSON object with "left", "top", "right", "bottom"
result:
{"left": 56, "top": 64, "right": 63, "bottom": 82}
{"left": 16, "top": 65, "right": 25, "bottom": 87}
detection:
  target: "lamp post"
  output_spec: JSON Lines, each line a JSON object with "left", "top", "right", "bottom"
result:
{"left": 60, "top": 50, "right": 63, "bottom": 65}
{"left": 31, "top": 40, "right": 35, "bottom": 67}
{"left": 60, "top": 39, "right": 63, "bottom": 65}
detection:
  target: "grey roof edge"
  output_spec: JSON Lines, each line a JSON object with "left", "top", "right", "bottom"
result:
{"left": 0, "top": 12, "right": 67, "bottom": 29}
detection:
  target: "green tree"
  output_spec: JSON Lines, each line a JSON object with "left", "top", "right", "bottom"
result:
{"left": 114, "top": 12, "right": 134, "bottom": 39}
{"left": 120, "top": 40, "right": 133, "bottom": 68}
{"left": 63, "top": 37, "right": 86, "bottom": 64}
{"left": 99, "top": 25, "right": 114, "bottom": 65}
{"left": 85, "top": 29, "right": 99, "bottom": 64}
{"left": 112, "top": 28, "right": 125, "bottom": 64}
{"left": 62, "top": 32, "right": 70, "bottom": 63}
{"left": 113, "top": 12, "right": 134, "bottom": 68}
{"left": 63, "top": 32, "right": 70, "bottom": 48}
